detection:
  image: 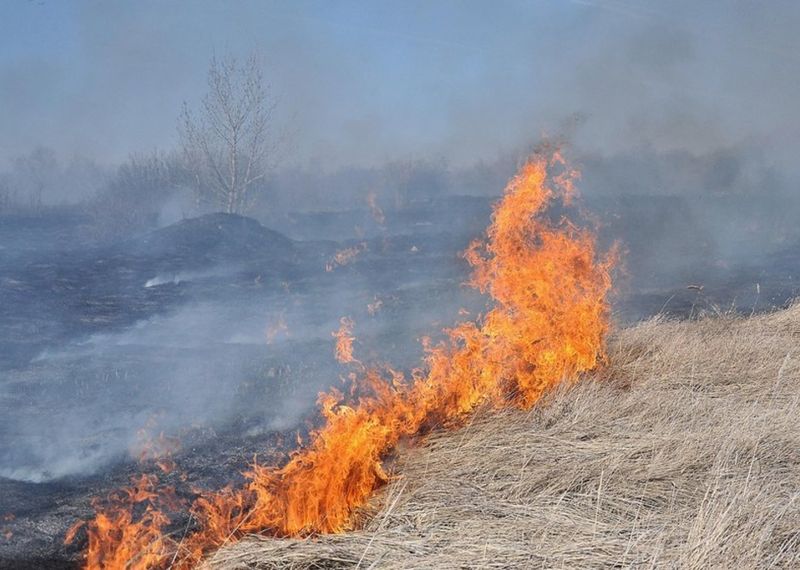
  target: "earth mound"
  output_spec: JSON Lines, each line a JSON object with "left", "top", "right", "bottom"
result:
{"left": 133, "top": 213, "right": 295, "bottom": 264}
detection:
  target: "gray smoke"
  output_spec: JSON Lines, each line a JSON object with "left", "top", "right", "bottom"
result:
{"left": 2, "top": 1, "right": 800, "bottom": 482}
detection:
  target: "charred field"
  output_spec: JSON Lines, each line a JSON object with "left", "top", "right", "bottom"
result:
{"left": 6, "top": 3, "right": 800, "bottom": 568}
{"left": 1, "top": 192, "right": 800, "bottom": 569}
{"left": 0, "top": 202, "right": 486, "bottom": 567}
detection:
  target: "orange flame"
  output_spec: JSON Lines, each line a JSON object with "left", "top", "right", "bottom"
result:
{"left": 132, "top": 418, "right": 181, "bottom": 475}
{"left": 71, "top": 152, "right": 614, "bottom": 568}
{"left": 325, "top": 243, "right": 367, "bottom": 272}
{"left": 333, "top": 317, "right": 358, "bottom": 364}
{"left": 67, "top": 475, "right": 183, "bottom": 568}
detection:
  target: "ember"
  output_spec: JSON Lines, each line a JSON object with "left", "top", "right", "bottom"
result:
{"left": 332, "top": 316, "right": 357, "bottom": 365}
{"left": 325, "top": 243, "right": 367, "bottom": 272}
{"left": 1, "top": 513, "right": 14, "bottom": 542}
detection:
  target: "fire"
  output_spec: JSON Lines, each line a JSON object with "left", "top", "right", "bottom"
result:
{"left": 66, "top": 475, "right": 182, "bottom": 568}
{"left": 132, "top": 416, "right": 181, "bottom": 474}
{"left": 70, "top": 151, "right": 614, "bottom": 568}
{"left": 2, "top": 513, "right": 14, "bottom": 541}
{"left": 333, "top": 316, "right": 357, "bottom": 364}
{"left": 325, "top": 242, "right": 367, "bottom": 272}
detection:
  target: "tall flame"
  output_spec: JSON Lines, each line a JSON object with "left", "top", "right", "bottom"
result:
{"left": 71, "top": 152, "right": 614, "bottom": 568}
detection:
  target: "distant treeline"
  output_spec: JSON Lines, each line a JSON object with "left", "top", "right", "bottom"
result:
{"left": 1, "top": 141, "right": 792, "bottom": 243}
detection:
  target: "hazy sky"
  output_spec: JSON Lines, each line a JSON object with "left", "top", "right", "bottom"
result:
{"left": 2, "top": 1, "right": 800, "bottom": 169}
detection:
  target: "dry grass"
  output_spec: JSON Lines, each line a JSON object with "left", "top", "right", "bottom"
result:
{"left": 207, "top": 306, "right": 800, "bottom": 569}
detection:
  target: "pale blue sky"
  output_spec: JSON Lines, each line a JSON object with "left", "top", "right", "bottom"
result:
{"left": 2, "top": 1, "right": 799, "bottom": 169}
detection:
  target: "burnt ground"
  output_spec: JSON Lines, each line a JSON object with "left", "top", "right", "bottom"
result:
{"left": 1, "top": 196, "right": 799, "bottom": 568}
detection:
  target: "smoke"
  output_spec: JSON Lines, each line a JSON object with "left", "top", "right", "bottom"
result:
{"left": 0, "top": 224, "right": 480, "bottom": 482}
{"left": 3, "top": 1, "right": 800, "bottom": 484}
{"left": 0, "top": 297, "right": 327, "bottom": 481}
{"left": 1, "top": 2, "right": 798, "bottom": 169}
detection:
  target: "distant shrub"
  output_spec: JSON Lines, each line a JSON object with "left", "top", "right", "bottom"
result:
{"left": 86, "top": 152, "right": 192, "bottom": 240}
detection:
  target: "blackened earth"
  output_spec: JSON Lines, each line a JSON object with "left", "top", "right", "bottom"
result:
{"left": 1, "top": 196, "right": 798, "bottom": 568}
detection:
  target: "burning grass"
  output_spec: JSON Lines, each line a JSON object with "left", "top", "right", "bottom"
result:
{"left": 71, "top": 151, "right": 616, "bottom": 567}
{"left": 208, "top": 306, "right": 800, "bottom": 569}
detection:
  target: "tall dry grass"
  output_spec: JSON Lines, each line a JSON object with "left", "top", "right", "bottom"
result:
{"left": 207, "top": 306, "right": 800, "bottom": 569}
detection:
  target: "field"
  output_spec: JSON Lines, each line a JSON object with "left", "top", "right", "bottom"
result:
{"left": 1, "top": 198, "right": 799, "bottom": 568}
{"left": 5, "top": 5, "right": 800, "bottom": 568}
{"left": 209, "top": 306, "right": 800, "bottom": 569}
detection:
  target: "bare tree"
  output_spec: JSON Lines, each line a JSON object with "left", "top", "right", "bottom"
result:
{"left": 180, "top": 53, "right": 279, "bottom": 214}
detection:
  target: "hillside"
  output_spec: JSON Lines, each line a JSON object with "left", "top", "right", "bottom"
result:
{"left": 207, "top": 305, "right": 800, "bottom": 569}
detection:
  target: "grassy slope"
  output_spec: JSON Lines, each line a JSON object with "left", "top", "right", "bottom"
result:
{"left": 207, "top": 306, "right": 800, "bottom": 569}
